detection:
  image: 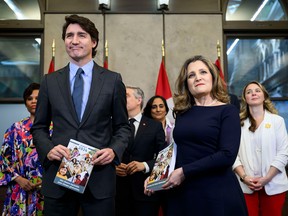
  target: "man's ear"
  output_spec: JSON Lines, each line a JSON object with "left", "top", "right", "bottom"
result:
{"left": 92, "top": 40, "right": 97, "bottom": 48}
{"left": 138, "top": 97, "right": 142, "bottom": 105}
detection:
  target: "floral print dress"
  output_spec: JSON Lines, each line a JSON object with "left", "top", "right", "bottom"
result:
{"left": 0, "top": 117, "right": 44, "bottom": 216}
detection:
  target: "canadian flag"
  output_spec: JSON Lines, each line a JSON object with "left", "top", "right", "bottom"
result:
{"left": 104, "top": 40, "right": 108, "bottom": 69}
{"left": 155, "top": 58, "right": 174, "bottom": 123}
{"left": 48, "top": 39, "right": 55, "bottom": 74}
{"left": 215, "top": 58, "right": 227, "bottom": 88}
{"left": 103, "top": 57, "right": 108, "bottom": 69}
{"left": 48, "top": 56, "right": 55, "bottom": 74}
{"left": 215, "top": 58, "right": 225, "bottom": 81}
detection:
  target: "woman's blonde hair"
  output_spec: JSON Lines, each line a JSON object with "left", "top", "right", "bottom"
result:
{"left": 240, "top": 81, "right": 278, "bottom": 132}
{"left": 173, "top": 55, "right": 229, "bottom": 115}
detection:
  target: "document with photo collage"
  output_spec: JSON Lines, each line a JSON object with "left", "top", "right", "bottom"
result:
{"left": 54, "top": 139, "right": 98, "bottom": 193}
{"left": 147, "top": 142, "right": 177, "bottom": 191}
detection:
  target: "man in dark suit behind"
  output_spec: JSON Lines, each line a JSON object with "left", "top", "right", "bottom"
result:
{"left": 115, "top": 86, "right": 166, "bottom": 216}
{"left": 229, "top": 93, "right": 240, "bottom": 111}
{"left": 31, "top": 14, "right": 130, "bottom": 216}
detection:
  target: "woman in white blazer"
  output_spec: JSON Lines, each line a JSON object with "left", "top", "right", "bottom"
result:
{"left": 233, "top": 81, "right": 288, "bottom": 216}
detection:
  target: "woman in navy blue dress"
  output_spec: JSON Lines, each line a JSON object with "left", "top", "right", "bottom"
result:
{"left": 145, "top": 55, "right": 247, "bottom": 216}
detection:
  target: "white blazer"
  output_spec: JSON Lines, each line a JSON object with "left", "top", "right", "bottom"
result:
{"left": 233, "top": 110, "right": 288, "bottom": 195}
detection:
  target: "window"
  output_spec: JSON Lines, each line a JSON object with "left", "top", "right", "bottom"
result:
{"left": 224, "top": 0, "right": 288, "bottom": 130}
{"left": 0, "top": 0, "right": 43, "bottom": 102}
{"left": 226, "top": 0, "right": 287, "bottom": 21}
{"left": 0, "top": 0, "right": 41, "bottom": 20}
{"left": 224, "top": 0, "right": 288, "bottom": 98}
{"left": 226, "top": 36, "right": 288, "bottom": 98}
{"left": 0, "top": 35, "right": 42, "bottom": 102}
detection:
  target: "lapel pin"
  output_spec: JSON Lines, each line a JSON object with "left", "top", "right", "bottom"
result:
{"left": 265, "top": 123, "right": 271, "bottom": 128}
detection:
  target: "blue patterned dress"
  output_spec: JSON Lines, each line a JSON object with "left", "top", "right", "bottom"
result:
{"left": 0, "top": 117, "right": 44, "bottom": 216}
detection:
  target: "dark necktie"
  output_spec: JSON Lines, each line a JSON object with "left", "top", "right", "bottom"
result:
{"left": 129, "top": 118, "right": 136, "bottom": 142}
{"left": 72, "top": 68, "right": 84, "bottom": 121}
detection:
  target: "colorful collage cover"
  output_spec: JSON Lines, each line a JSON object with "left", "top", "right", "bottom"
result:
{"left": 147, "top": 142, "right": 177, "bottom": 191}
{"left": 54, "top": 139, "right": 98, "bottom": 193}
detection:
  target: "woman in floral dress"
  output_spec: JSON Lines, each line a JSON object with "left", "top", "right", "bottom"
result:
{"left": 0, "top": 83, "right": 44, "bottom": 216}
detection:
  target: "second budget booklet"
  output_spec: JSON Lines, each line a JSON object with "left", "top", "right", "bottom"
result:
{"left": 147, "top": 142, "right": 177, "bottom": 191}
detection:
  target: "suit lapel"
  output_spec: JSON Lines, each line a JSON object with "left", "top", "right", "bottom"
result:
{"left": 135, "top": 117, "right": 147, "bottom": 141}
{"left": 56, "top": 65, "right": 79, "bottom": 124}
{"left": 130, "top": 117, "right": 148, "bottom": 151}
{"left": 80, "top": 63, "right": 105, "bottom": 126}
{"left": 243, "top": 119, "right": 254, "bottom": 171}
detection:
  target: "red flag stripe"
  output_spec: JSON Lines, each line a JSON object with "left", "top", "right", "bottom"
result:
{"left": 48, "top": 57, "right": 55, "bottom": 74}
{"left": 104, "top": 57, "right": 108, "bottom": 69}
{"left": 155, "top": 58, "right": 175, "bottom": 124}
{"left": 155, "top": 59, "right": 172, "bottom": 99}
{"left": 215, "top": 59, "right": 224, "bottom": 81}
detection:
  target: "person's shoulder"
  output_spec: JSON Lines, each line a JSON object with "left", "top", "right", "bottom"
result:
{"left": 93, "top": 62, "right": 120, "bottom": 76}
{"left": 13, "top": 117, "right": 30, "bottom": 128}
{"left": 5, "top": 121, "right": 19, "bottom": 133}
{"left": 141, "top": 115, "right": 151, "bottom": 123}
{"left": 4, "top": 117, "right": 30, "bottom": 136}
{"left": 265, "top": 110, "right": 284, "bottom": 122}
{"left": 141, "top": 115, "right": 161, "bottom": 126}
{"left": 221, "top": 103, "right": 237, "bottom": 110}
{"left": 20, "top": 116, "right": 31, "bottom": 124}
{"left": 264, "top": 111, "right": 287, "bottom": 131}
{"left": 211, "top": 103, "right": 235, "bottom": 111}
{"left": 217, "top": 104, "right": 239, "bottom": 116}
{"left": 45, "top": 65, "right": 69, "bottom": 79}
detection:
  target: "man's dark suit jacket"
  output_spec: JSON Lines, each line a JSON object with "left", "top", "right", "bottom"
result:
{"left": 31, "top": 62, "right": 130, "bottom": 199}
{"left": 116, "top": 115, "right": 166, "bottom": 202}
{"left": 229, "top": 93, "right": 240, "bottom": 111}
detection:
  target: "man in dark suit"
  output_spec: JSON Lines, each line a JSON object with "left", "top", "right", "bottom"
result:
{"left": 115, "top": 86, "right": 166, "bottom": 216}
{"left": 31, "top": 14, "right": 130, "bottom": 216}
{"left": 229, "top": 93, "right": 240, "bottom": 111}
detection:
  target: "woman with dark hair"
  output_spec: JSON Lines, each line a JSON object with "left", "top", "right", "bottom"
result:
{"left": 0, "top": 83, "right": 44, "bottom": 215}
{"left": 143, "top": 95, "right": 173, "bottom": 145}
{"left": 145, "top": 55, "right": 247, "bottom": 216}
{"left": 143, "top": 96, "right": 174, "bottom": 216}
{"left": 233, "top": 81, "right": 288, "bottom": 216}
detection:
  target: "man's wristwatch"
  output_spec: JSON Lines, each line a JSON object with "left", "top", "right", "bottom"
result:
{"left": 240, "top": 174, "right": 247, "bottom": 182}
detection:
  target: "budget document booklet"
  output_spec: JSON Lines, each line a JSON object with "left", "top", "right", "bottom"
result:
{"left": 147, "top": 142, "right": 177, "bottom": 191}
{"left": 54, "top": 139, "right": 98, "bottom": 193}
